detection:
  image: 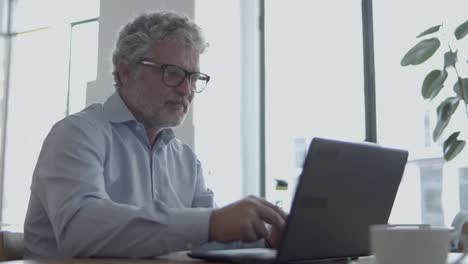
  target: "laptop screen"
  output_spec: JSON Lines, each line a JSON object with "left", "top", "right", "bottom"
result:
{"left": 188, "top": 137, "right": 409, "bottom": 264}
{"left": 277, "top": 137, "right": 408, "bottom": 263}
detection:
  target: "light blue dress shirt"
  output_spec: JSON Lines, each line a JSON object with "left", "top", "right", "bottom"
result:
{"left": 24, "top": 92, "right": 222, "bottom": 258}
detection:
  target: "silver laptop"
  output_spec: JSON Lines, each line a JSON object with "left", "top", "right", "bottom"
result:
{"left": 188, "top": 137, "right": 409, "bottom": 264}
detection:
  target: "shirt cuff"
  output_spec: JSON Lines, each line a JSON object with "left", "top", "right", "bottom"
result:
{"left": 167, "top": 208, "right": 213, "bottom": 250}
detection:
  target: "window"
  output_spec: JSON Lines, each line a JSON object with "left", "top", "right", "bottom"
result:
{"left": 1, "top": 0, "right": 99, "bottom": 224}
{"left": 194, "top": 0, "right": 244, "bottom": 206}
{"left": 3, "top": 27, "right": 69, "bottom": 224}
{"left": 0, "top": 0, "right": 9, "bottom": 217}
{"left": 264, "top": 0, "right": 365, "bottom": 211}
{"left": 374, "top": 0, "right": 468, "bottom": 225}
{"left": 68, "top": 20, "right": 99, "bottom": 114}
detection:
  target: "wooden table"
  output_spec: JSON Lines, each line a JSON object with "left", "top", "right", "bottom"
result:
{"left": 0, "top": 251, "right": 222, "bottom": 264}
{"left": 1, "top": 252, "right": 466, "bottom": 264}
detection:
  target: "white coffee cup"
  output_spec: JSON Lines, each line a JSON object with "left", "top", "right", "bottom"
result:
{"left": 370, "top": 224, "right": 451, "bottom": 264}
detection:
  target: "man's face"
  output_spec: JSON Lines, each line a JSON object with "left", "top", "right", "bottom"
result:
{"left": 119, "top": 38, "right": 199, "bottom": 130}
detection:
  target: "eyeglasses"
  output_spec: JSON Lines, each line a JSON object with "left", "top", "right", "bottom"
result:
{"left": 139, "top": 58, "right": 210, "bottom": 93}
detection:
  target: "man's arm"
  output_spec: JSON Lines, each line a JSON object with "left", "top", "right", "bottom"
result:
{"left": 33, "top": 116, "right": 212, "bottom": 257}
{"left": 190, "top": 157, "right": 286, "bottom": 250}
{"left": 191, "top": 164, "right": 268, "bottom": 250}
{"left": 191, "top": 160, "right": 215, "bottom": 209}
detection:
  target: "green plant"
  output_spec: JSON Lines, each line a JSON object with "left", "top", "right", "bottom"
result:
{"left": 401, "top": 20, "right": 468, "bottom": 161}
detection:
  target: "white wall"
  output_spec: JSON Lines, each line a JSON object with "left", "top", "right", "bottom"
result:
{"left": 86, "top": 0, "right": 195, "bottom": 148}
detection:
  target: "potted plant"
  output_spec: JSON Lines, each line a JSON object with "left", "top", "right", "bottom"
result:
{"left": 401, "top": 19, "right": 468, "bottom": 161}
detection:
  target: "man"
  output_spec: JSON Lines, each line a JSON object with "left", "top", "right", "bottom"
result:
{"left": 24, "top": 11, "right": 286, "bottom": 258}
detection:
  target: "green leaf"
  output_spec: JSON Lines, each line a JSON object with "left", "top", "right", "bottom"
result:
{"left": 421, "top": 70, "right": 448, "bottom": 100}
{"left": 454, "top": 77, "right": 468, "bottom": 104}
{"left": 454, "top": 81, "right": 461, "bottom": 96}
{"left": 444, "top": 50, "right": 458, "bottom": 68}
{"left": 433, "top": 97, "right": 461, "bottom": 141}
{"left": 417, "top": 25, "right": 441, "bottom": 38}
{"left": 443, "top": 131, "right": 466, "bottom": 161}
{"left": 401, "top": 38, "right": 440, "bottom": 66}
{"left": 455, "top": 20, "right": 468, "bottom": 40}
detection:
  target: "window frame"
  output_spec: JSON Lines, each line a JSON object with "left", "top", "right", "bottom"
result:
{"left": 66, "top": 17, "right": 99, "bottom": 115}
{"left": 258, "top": 0, "right": 376, "bottom": 197}
{"left": 0, "top": 0, "right": 13, "bottom": 223}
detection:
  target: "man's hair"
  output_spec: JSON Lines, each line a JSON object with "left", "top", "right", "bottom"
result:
{"left": 112, "top": 11, "right": 208, "bottom": 88}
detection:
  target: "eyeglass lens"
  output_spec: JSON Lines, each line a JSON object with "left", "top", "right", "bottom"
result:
{"left": 163, "top": 65, "right": 208, "bottom": 92}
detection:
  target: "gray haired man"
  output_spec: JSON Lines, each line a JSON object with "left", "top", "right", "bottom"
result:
{"left": 24, "top": 11, "right": 286, "bottom": 258}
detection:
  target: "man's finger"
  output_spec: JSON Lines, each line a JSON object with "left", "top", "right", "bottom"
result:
{"left": 252, "top": 218, "right": 268, "bottom": 239}
{"left": 254, "top": 202, "right": 286, "bottom": 228}
{"left": 265, "top": 235, "right": 274, "bottom": 249}
{"left": 255, "top": 196, "right": 288, "bottom": 219}
{"left": 242, "top": 220, "right": 260, "bottom": 242}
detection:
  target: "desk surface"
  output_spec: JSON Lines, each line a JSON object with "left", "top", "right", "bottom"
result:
{"left": 1, "top": 252, "right": 219, "bottom": 264}
{"left": 2, "top": 252, "right": 466, "bottom": 264}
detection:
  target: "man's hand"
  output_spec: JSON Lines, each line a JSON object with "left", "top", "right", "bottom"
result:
{"left": 209, "top": 195, "right": 287, "bottom": 246}
{"left": 265, "top": 222, "right": 284, "bottom": 249}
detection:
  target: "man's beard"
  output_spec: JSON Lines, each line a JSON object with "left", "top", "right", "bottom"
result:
{"left": 134, "top": 105, "right": 185, "bottom": 130}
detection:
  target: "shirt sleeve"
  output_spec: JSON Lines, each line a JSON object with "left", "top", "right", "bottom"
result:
{"left": 32, "top": 115, "right": 213, "bottom": 258}
{"left": 190, "top": 161, "right": 267, "bottom": 250}
{"left": 192, "top": 160, "right": 215, "bottom": 208}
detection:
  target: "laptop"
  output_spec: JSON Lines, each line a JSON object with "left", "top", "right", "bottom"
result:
{"left": 188, "top": 137, "right": 409, "bottom": 264}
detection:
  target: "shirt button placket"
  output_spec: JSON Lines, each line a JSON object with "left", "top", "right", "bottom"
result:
{"left": 151, "top": 148, "right": 158, "bottom": 200}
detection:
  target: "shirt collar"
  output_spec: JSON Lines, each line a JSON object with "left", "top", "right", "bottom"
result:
{"left": 103, "top": 91, "right": 176, "bottom": 144}
{"left": 103, "top": 91, "right": 136, "bottom": 123}
{"left": 157, "top": 128, "right": 176, "bottom": 145}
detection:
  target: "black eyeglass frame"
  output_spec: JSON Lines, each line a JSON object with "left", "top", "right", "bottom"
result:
{"left": 139, "top": 58, "right": 211, "bottom": 93}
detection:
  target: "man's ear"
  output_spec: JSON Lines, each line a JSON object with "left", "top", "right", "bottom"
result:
{"left": 118, "top": 63, "right": 131, "bottom": 86}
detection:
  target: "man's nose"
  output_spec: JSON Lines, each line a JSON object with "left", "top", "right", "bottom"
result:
{"left": 175, "top": 76, "right": 193, "bottom": 95}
